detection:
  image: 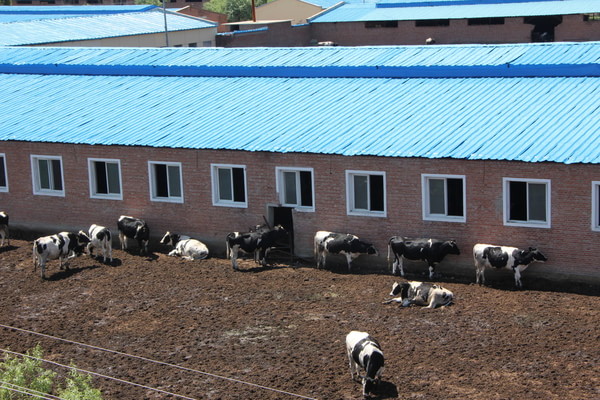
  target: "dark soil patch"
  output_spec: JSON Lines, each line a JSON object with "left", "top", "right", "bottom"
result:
{"left": 0, "top": 239, "right": 598, "bottom": 399}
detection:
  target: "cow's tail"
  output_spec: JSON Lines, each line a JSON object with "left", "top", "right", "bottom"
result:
{"left": 32, "top": 240, "right": 42, "bottom": 269}
{"left": 225, "top": 233, "right": 233, "bottom": 259}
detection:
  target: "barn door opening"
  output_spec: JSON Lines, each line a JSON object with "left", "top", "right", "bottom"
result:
{"left": 525, "top": 15, "right": 562, "bottom": 42}
{"left": 268, "top": 206, "right": 294, "bottom": 261}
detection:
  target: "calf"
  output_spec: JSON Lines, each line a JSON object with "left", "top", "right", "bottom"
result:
{"left": 384, "top": 281, "right": 453, "bottom": 308}
{"left": 387, "top": 236, "right": 460, "bottom": 278}
{"left": 87, "top": 224, "right": 113, "bottom": 264}
{"left": 33, "top": 231, "right": 91, "bottom": 279}
{"left": 117, "top": 215, "right": 150, "bottom": 255}
{"left": 345, "top": 331, "right": 384, "bottom": 398}
{"left": 473, "top": 243, "right": 547, "bottom": 288}
{"left": 0, "top": 211, "right": 8, "bottom": 247}
{"left": 226, "top": 225, "right": 287, "bottom": 270}
{"left": 314, "top": 231, "right": 377, "bottom": 272}
{"left": 160, "top": 231, "right": 209, "bottom": 260}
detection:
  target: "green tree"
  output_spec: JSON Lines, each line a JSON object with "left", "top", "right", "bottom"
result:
{"left": 134, "top": 0, "right": 163, "bottom": 6}
{"left": 205, "top": 0, "right": 269, "bottom": 22}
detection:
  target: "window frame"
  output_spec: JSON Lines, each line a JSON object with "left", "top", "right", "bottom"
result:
{"left": 88, "top": 158, "right": 123, "bottom": 200}
{"left": 30, "top": 155, "right": 65, "bottom": 197}
{"left": 421, "top": 173, "right": 466, "bottom": 223}
{"left": 275, "top": 166, "right": 315, "bottom": 212}
{"left": 345, "top": 170, "right": 387, "bottom": 217}
{"left": 148, "top": 161, "right": 184, "bottom": 204}
{"left": 503, "top": 177, "right": 551, "bottom": 228}
{"left": 211, "top": 163, "right": 248, "bottom": 208}
{"left": 0, "top": 153, "right": 7, "bottom": 193}
{"left": 592, "top": 181, "right": 600, "bottom": 232}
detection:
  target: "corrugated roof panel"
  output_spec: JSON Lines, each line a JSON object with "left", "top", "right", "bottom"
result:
{"left": 310, "top": 0, "right": 600, "bottom": 23}
{"left": 0, "top": 44, "right": 599, "bottom": 164}
{"left": 1, "top": 43, "right": 598, "bottom": 78}
{"left": 0, "top": 10, "right": 215, "bottom": 46}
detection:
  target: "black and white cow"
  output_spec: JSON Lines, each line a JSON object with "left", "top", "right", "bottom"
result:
{"left": 314, "top": 231, "right": 378, "bottom": 272}
{"left": 384, "top": 281, "right": 454, "bottom": 308}
{"left": 226, "top": 225, "right": 287, "bottom": 270}
{"left": 86, "top": 224, "right": 113, "bottom": 264}
{"left": 473, "top": 243, "right": 547, "bottom": 288}
{"left": 0, "top": 211, "right": 8, "bottom": 247}
{"left": 160, "top": 231, "right": 209, "bottom": 260}
{"left": 33, "top": 231, "right": 91, "bottom": 279}
{"left": 117, "top": 215, "right": 150, "bottom": 256}
{"left": 346, "top": 330, "right": 384, "bottom": 398}
{"left": 387, "top": 236, "right": 460, "bottom": 278}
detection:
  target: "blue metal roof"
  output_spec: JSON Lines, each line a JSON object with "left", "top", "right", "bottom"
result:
{"left": 0, "top": 5, "right": 157, "bottom": 23}
{"left": 0, "top": 43, "right": 599, "bottom": 164}
{"left": 0, "top": 8, "right": 216, "bottom": 46}
{"left": 310, "top": 0, "right": 600, "bottom": 23}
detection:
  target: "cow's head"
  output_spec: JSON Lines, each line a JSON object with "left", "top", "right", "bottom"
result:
{"left": 135, "top": 223, "right": 150, "bottom": 241}
{"left": 389, "top": 282, "right": 410, "bottom": 298}
{"left": 76, "top": 231, "right": 91, "bottom": 246}
{"left": 363, "top": 351, "right": 384, "bottom": 396}
{"left": 444, "top": 240, "right": 460, "bottom": 255}
{"left": 160, "top": 231, "right": 178, "bottom": 246}
{"left": 352, "top": 238, "right": 377, "bottom": 256}
{"left": 529, "top": 247, "right": 547, "bottom": 262}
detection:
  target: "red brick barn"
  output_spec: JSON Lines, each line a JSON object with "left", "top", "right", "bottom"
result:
{"left": 0, "top": 44, "right": 598, "bottom": 286}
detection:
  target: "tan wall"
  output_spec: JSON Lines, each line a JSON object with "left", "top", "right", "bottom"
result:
{"left": 2, "top": 141, "right": 600, "bottom": 284}
{"left": 36, "top": 28, "right": 217, "bottom": 48}
{"left": 256, "top": 0, "right": 323, "bottom": 25}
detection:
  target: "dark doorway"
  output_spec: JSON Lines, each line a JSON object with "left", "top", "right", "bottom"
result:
{"left": 270, "top": 206, "right": 294, "bottom": 260}
{"left": 525, "top": 15, "right": 562, "bottom": 42}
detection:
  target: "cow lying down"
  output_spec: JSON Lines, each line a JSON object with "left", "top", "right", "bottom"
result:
{"left": 383, "top": 281, "right": 453, "bottom": 308}
{"left": 160, "top": 231, "right": 209, "bottom": 260}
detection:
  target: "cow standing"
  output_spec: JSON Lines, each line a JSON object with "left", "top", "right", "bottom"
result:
{"left": 314, "top": 231, "right": 377, "bottom": 272}
{"left": 387, "top": 237, "right": 460, "bottom": 278}
{"left": 0, "top": 211, "right": 8, "bottom": 247}
{"left": 473, "top": 243, "right": 547, "bottom": 288}
{"left": 160, "top": 231, "right": 209, "bottom": 260}
{"left": 345, "top": 330, "right": 384, "bottom": 398}
{"left": 384, "top": 281, "right": 453, "bottom": 308}
{"left": 33, "top": 231, "right": 91, "bottom": 279}
{"left": 117, "top": 215, "right": 150, "bottom": 256}
{"left": 226, "top": 225, "right": 287, "bottom": 270}
{"left": 87, "top": 224, "right": 113, "bottom": 264}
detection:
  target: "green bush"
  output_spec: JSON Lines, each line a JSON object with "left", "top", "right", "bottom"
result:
{"left": 0, "top": 344, "right": 102, "bottom": 400}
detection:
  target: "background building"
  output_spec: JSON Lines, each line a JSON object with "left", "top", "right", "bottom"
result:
{"left": 0, "top": 5, "right": 217, "bottom": 47}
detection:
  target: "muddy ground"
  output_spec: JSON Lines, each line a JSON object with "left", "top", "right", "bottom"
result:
{"left": 0, "top": 238, "right": 598, "bottom": 400}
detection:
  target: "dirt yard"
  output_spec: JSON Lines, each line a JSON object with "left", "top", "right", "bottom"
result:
{"left": 0, "top": 238, "right": 598, "bottom": 400}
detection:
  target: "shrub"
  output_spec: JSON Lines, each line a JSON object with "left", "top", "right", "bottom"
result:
{"left": 0, "top": 344, "right": 102, "bottom": 400}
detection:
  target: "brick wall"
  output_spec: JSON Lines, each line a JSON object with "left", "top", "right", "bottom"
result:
{"left": 2, "top": 141, "right": 599, "bottom": 283}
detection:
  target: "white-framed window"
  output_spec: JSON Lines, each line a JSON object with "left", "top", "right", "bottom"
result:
{"left": 503, "top": 177, "right": 551, "bottom": 228}
{"left": 592, "top": 181, "right": 600, "bottom": 231}
{"left": 31, "top": 155, "right": 64, "bottom": 197}
{"left": 275, "top": 167, "right": 314, "bottom": 212}
{"left": 346, "top": 170, "right": 386, "bottom": 217}
{"left": 88, "top": 158, "right": 122, "bottom": 200}
{"left": 0, "top": 153, "right": 7, "bottom": 192}
{"left": 211, "top": 164, "right": 247, "bottom": 208}
{"left": 148, "top": 161, "right": 183, "bottom": 203}
{"left": 422, "top": 174, "right": 466, "bottom": 222}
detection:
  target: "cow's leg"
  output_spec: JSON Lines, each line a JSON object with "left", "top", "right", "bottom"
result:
{"left": 347, "top": 349, "right": 358, "bottom": 381}
{"left": 475, "top": 264, "right": 485, "bottom": 285}
{"left": 345, "top": 253, "right": 354, "bottom": 272}
{"left": 231, "top": 246, "right": 240, "bottom": 270}
{"left": 119, "top": 232, "right": 127, "bottom": 250}
{"left": 428, "top": 263, "right": 436, "bottom": 279}
{"left": 513, "top": 267, "right": 523, "bottom": 289}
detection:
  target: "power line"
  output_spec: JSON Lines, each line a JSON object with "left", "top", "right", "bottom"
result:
{"left": 0, "top": 323, "right": 318, "bottom": 400}
{"left": 0, "top": 381, "right": 62, "bottom": 400}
